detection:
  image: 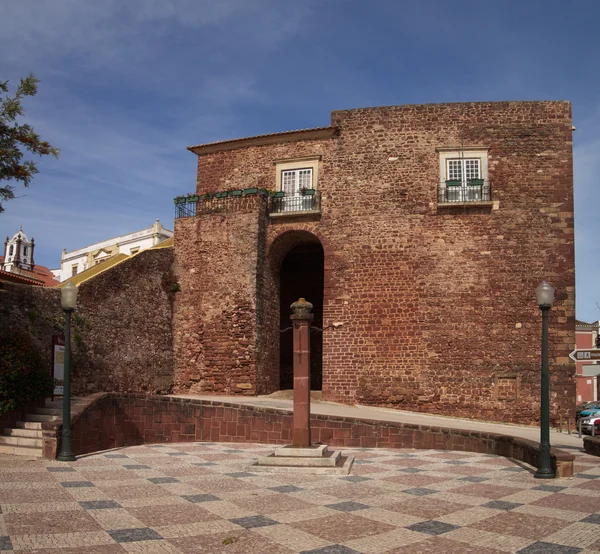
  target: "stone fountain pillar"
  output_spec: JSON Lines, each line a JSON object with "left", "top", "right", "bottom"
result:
{"left": 290, "top": 298, "right": 313, "bottom": 448}
{"left": 247, "top": 298, "right": 354, "bottom": 475}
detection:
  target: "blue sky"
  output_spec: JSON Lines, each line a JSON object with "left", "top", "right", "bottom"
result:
{"left": 1, "top": 0, "right": 598, "bottom": 320}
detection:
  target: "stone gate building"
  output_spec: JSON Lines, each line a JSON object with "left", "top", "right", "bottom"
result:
{"left": 173, "top": 101, "right": 575, "bottom": 424}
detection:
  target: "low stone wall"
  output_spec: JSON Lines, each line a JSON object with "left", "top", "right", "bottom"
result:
{"left": 43, "top": 393, "right": 575, "bottom": 477}
{"left": 583, "top": 436, "right": 600, "bottom": 457}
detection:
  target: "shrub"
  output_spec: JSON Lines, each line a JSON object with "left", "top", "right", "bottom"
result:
{"left": 0, "top": 330, "right": 54, "bottom": 415}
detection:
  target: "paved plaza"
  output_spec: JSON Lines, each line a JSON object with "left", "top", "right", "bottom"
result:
{"left": 1, "top": 442, "right": 599, "bottom": 553}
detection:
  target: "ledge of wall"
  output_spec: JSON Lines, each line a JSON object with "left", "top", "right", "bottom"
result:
{"left": 43, "top": 393, "right": 575, "bottom": 478}
{"left": 584, "top": 436, "right": 600, "bottom": 457}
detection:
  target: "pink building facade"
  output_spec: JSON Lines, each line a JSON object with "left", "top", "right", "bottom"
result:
{"left": 575, "top": 320, "right": 600, "bottom": 403}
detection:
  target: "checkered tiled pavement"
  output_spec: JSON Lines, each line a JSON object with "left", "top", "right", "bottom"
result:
{"left": 1, "top": 444, "right": 599, "bottom": 553}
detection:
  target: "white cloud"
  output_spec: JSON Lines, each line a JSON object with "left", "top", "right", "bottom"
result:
{"left": 0, "top": 0, "right": 317, "bottom": 70}
{"left": 0, "top": 0, "right": 324, "bottom": 270}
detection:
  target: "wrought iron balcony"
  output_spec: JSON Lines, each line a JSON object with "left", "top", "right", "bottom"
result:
{"left": 174, "top": 200, "right": 197, "bottom": 219}
{"left": 269, "top": 191, "right": 321, "bottom": 216}
{"left": 438, "top": 179, "right": 492, "bottom": 204}
{"left": 174, "top": 189, "right": 322, "bottom": 219}
{"left": 174, "top": 190, "right": 267, "bottom": 219}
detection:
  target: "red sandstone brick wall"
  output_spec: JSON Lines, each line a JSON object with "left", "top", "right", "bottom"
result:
{"left": 73, "top": 248, "right": 175, "bottom": 394}
{"left": 173, "top": 197, "right": 267, "bottom": 395}
{"left": 0, "top": 282, "right": 62, "bottom": 372}
{"left": 0, "top": 250, "right": 175, "bottom": 396}
{"left": 175, "top": 101, "right": 575, "bottom": 424}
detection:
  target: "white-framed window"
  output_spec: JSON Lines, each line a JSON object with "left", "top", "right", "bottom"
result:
{"left": 130, "top": 247, "right": 140, "bottom": 255}
{"left": 71, "top": 264, "right": 78, "bottom": 276}
{"left": 281, "top": 168, "right": 313, "bottom": 196}
{"left": 446, "top": 158, "right": 482, "bottom": 185}
{"left": 436, "top": 146, "right": 491, "bottom": 204}
{"left": 275, "top": 156, "right": 320, "bottom": 195}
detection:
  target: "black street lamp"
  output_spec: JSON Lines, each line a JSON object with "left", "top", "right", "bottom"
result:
{"left": 57, "top": 280, "right": 78, "bottom": 462}
{"left": 534, "top": 280, "right": 556, "bottom": 479}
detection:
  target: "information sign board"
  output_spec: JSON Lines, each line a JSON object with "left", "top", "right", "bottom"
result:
{"left": 52, "top": 335, "right": 65, "bottom": 396}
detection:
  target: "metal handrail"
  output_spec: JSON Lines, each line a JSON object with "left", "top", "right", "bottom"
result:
{"left": 174, "top": 201, "right": 197, "bottom": 218}
{"left": 269, "top": 191, "right": 321, "bottom": 214}
{"left": 438, "top": 180, "right": 492, "bottom": 203}
{"left": 175, "top": 190, "right": 322, "bottom": 219}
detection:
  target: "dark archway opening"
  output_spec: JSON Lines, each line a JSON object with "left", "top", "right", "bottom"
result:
{"left": 279, "top": 242, "right": 324, "bottom": 390}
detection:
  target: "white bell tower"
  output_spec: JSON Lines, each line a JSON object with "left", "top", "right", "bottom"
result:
{"left": 3, "top": 229, "right": 35, "bottom": 274}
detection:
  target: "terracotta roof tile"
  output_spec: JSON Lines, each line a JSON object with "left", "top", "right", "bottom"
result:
{"left": 0, "top": 269, "right": 44, "bottom": 286}
{"left": 0, "top": 257, "right": 60, "bottom": 287}
{"left": 187, "top": 126, "right": 338, "bottom": 155}
{"left": 21, "top": 265, "right": 60, "bottom": 287}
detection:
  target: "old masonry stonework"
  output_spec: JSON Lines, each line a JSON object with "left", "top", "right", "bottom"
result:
{"left": 173, "top": 101, "right": 575, "bottom": 425}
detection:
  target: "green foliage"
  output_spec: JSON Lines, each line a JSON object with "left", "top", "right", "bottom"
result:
{"left": 0, "top": 329, "right": 54, "bottom": 415}
{"left": 73, "top": 329, "right": 84, "bottom": 348}
{"left": 0, "top": 74, "right": 59, "bottom": 213}
{"left": 73, "top": 313, "right": 88, "bottom": 330}
{"left": 26, "top": 309, "right": 40, "bottom": 323}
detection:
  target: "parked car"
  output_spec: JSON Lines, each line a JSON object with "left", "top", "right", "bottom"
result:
{"left": 579, "top": 415, "right": 600, "bottom": 435}
{"left": 577, "top": 401, "right": 596, "bottom": 415}
{"left": 577, "top": 402, "right": 600, "bottom": 422}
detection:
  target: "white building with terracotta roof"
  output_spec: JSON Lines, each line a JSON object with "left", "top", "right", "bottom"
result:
{"left": 54, "top": 219, "right": 173, "bottom": 282}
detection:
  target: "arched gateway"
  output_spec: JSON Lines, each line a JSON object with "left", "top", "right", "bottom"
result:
{"left": 263, "top": 230, "right": 325, "bottom": 393}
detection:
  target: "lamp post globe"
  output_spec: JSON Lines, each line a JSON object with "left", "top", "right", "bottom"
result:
{"left": 535, "top": 281, "right": 555, "bottom": 308}
{"left": 61, "top": 280, "right": 78, "bottom": 310}
{"left": 534, "top": 280, "right": 556, "bottom": 479}
{"left": 57, "top": 280, "right": 78, "bottom": 462}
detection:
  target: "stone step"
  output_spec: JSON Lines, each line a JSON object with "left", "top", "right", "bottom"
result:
{"left": 274, "top": 445, "right": 328, "bottom": 457}
{"left": 15, "top": 421, "right": 43, "bottom": 430}
{"left": 249, "top": 453, "right": 354, "bottom": 475}
{"left": 0, "top": 444, "right": 42, "bottom": 457}
{"left": 257, "top": 450, "right": 342, "bottom": 467}
{"left": 24, "top": 414, "right": 60, "bottom": 423}
{"left": 3, "top": 428, "right": 42, "bottom": 438}
{"left": 0, "top": 435, "right": 42, "bottom": 448}
{"left": 32, "top": 407, "right": 62, "bottom": 416}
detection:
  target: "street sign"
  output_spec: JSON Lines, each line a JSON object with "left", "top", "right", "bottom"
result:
{"left": 52, "top": 335, "right": 65, "bottom": 396}
{"left": 569, "top": 348, "right": 600, "bottom": 362}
